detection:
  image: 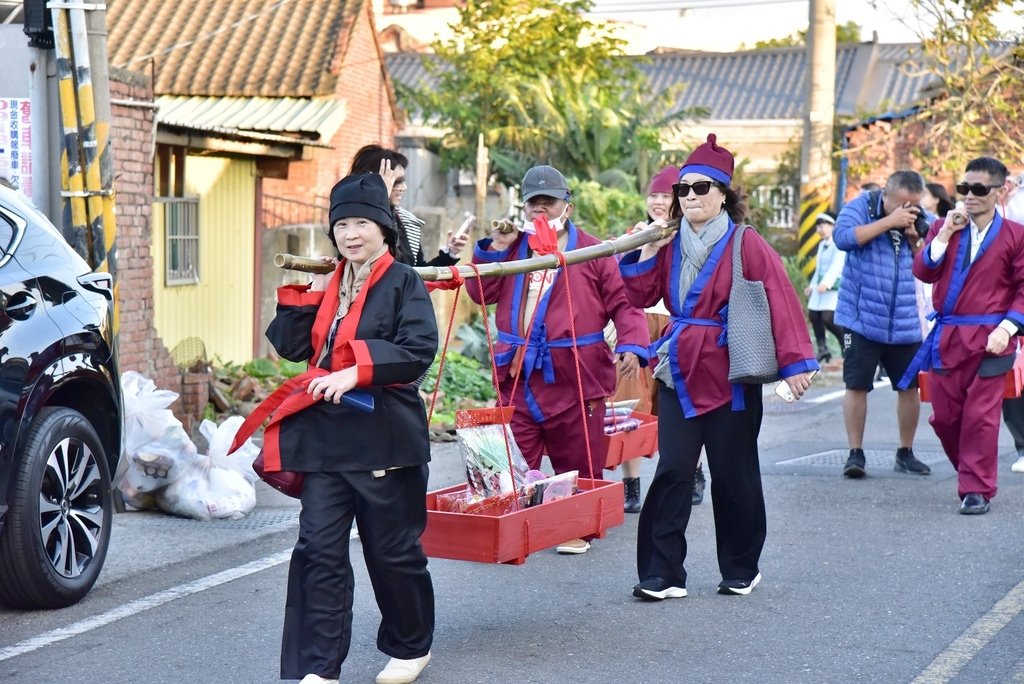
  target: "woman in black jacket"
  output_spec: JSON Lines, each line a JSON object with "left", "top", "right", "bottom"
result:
{"left": 254, "top": 173, "right": 438, "bottom": 684}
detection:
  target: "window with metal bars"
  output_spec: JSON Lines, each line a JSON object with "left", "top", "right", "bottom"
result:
{"left": 159, "top": 197, "right": 200, "bottom": 285}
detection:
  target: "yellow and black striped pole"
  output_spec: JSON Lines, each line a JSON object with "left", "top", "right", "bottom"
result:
{"left": 50, "top": 7, "right": 90, "bottom": 259}
{"left": 797, "top": 185, "right": 831, "bottom": 276}
{"left": 68, "top": 7, "right": 106, "bottom": 270}
{"left": 51, "top": 2, "right": 119, "bottom": 331}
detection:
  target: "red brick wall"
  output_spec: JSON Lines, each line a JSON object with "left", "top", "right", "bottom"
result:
{"left": 108, "top": 68, "right": 183, "bottom": 402}
{"left": 264, "top": 3, "right": 398, "bottom": 201}
{"left": 843, "top": 119, "right": 958, "bottom": 203}
{"left": 843, "top": 77, "right": 1024, "bottom": 204}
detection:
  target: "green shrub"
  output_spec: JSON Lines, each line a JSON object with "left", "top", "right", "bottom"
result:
{"left": 782, "top": 254, "right": 810, "bottom": 310}
{"left": 243, "top": 357, "right": 278, "bottom": 379}
{"left": 422, "top": 350, "right": 496, "bottom": 425}
{"left": 278, "top": 358, "right": 306, "bottom": 378}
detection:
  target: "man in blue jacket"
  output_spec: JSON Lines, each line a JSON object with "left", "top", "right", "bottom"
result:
{"left": 834, "top": 170, "right": 931, "bottom": 478}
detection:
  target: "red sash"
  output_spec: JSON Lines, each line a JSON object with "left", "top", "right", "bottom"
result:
{"left": 228, "top": 252, "right": 394, "bottom": 471}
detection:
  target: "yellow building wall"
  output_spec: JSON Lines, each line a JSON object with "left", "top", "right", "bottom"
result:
{"left": 152, "top": 156, "right": 256, "bottom": 364}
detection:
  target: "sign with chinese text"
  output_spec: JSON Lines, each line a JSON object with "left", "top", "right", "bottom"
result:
{"left": 0, "top": 98, "right": 32, "bottom": 199}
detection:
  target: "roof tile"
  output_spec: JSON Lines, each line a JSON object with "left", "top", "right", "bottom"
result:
{"left": 106, "top": 0, "right": 364, "bottom": 97}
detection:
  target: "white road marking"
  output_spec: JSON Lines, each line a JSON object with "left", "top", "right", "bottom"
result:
{"left": 912, "top": 577, "right": 1024, "bottom": 683}
{"left": 0, "top": 549, "right": 292, "bottom": 663}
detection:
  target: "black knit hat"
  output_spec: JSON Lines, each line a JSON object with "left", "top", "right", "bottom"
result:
{"left": 328, "top": 173, "right": 396, "bottom": 234}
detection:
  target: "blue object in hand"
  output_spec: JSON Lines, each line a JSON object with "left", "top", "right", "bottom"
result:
{"left": 341, "top": 389, "right": 375, "bottom": 412}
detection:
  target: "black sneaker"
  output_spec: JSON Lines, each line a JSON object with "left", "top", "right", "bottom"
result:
{"left": 843, "top": 448, "right": 866, "bottom": 478}
{"left": 633, "top": 576, "right": 687, "bottom": 601}
{"left": 718, "top": 573, "right": 761, "bottom": 596}
{"left": 894, "top": 447, "right": 931, "bottom": 475}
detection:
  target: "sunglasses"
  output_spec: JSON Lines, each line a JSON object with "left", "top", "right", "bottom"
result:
{"left": 673, "top": 181, "right": 723, "bottom": 197}
{"left": 955, "top": 182, "right": 1002, "bottom": 197}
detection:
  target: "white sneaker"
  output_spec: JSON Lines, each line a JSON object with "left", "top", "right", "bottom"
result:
{"left": 376, "top": 653, "right": 431, "bottom": 684}
{"left": 1012, "top": 456, "right": 1024, "bottom": 473}
{"left": 555, "top": 538, "right": 591, "bottom": 554}
{"left": 299, "top": 675, "right": 338, "bottom": 684}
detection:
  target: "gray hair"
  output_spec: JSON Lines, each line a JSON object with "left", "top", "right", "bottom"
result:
{"left": 885, "top": 170, "right": 926, "bottom": 195}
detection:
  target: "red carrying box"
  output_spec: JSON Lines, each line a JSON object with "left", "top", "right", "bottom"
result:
{"left": 421, "top": 478, "right": 625, "bottom": 565}
{"left": 604, "top": 411, "right": 658, "bottom": 470}
{"left": 918, "top": 359, "right": 1024, "bottom": 402}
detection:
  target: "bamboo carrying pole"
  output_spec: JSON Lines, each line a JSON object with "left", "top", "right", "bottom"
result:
{"left": 273, "top": 219, "right": 680, "bottom": 279}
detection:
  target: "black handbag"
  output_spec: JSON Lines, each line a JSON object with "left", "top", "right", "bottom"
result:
{"left": 727, "top": 225, "right": 780, "bottom": 384}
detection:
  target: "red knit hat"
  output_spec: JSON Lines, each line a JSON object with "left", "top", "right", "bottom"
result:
{"left": 648, "top": 165, "right": 677, "bottom": 195}
{"left": 679, "top": 133, "right": 734, "bottom": 185}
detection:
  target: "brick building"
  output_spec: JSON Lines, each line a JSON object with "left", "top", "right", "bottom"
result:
{"left": 107, "top": 0, "right": 400, "bottom": 216}
{"left": 105, "top": 0, "right": 401, "bottom": 363}
{"left": 108, "top": 68, "right": 182, "bottom": 400}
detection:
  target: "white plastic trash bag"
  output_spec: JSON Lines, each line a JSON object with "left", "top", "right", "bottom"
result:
{"left": 201, "top": 416, "right": 259, "bottom": 484}
{"left": 118, "top": 372, "right": 261, "bottom": 521}
{"left": 153, "top": 417, "right": 260, "bottom": 521}
{"left": 119, "top": 371, "right": 201, "bottom": 502}
{"left": 155, "top": 458, "right": 256, "bottom": 521}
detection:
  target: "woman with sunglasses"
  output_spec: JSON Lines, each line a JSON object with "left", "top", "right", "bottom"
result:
{"left": 612, "top": 165, "right": 707, "bottom": 512}
{"left": 620, "top": 134, "right": 817, "bottom": 600}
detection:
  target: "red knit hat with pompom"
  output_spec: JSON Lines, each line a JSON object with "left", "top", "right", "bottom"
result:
{"left": 647, "top": 165, "right": 678, "bottom": 195}
{"left": 679, "top": 133, "right": 734, "bottom": 185}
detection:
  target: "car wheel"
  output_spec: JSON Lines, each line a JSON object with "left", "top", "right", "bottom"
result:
{"left": 0, "top": 407, "right": 112, "bottom": 609}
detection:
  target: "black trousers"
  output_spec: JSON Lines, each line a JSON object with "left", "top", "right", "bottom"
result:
{"left": 1002, "top": 395, "right": 1024, "bottom": 451}
{"left": 280, "top": 466, "right": 434, "bottom": 680}
{"left": 808, "top": 309, "right": 842, "bottom": 354}
{"left": 637, "top": 383, "right": 766, "bottom": 587}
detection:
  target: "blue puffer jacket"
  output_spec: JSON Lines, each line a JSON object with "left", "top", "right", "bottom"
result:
{"left": 833, "top": 192, "right": 923, "bottom": 344}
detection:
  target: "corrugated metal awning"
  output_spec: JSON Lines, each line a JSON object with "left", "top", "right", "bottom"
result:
{"left": 156, "top": 95, "right": 348, "bottom": 143}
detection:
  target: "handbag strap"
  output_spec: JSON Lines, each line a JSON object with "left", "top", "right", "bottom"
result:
{"left": 731, "top": 223, "right": 748, "bottom": 283}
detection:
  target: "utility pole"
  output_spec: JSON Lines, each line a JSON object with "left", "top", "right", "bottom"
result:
{"left": 474, "top": 133, "right": 488, "bottom": 244}
{"left": 797, "top": 0, "right": 836, "bottom": 275}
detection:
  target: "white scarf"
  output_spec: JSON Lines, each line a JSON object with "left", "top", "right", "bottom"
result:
{"left": 677, "top": 209, "right": 731, "bottom": 304}
{"left": 653, "top": 209, "right": 731, "bottom": 389}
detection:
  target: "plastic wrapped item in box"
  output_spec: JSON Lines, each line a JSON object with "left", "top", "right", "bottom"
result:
{"left": 456, "top": 422, "right": 529, "bottom": 497}
{"left": 527, "top": 470, "right": 579, "bottom": 506}
{"left": 604, "top": 412, "right": 658, "bottom": 470}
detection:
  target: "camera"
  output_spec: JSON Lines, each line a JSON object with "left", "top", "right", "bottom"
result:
{"left": 912, "top": 206, "right": 930, "bottom": 239}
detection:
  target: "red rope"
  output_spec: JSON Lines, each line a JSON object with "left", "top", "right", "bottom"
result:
{"left": 424, "top": 265, "right": 465, "bottom": 292}
{"left": 556, "top": 251, "right": 596, "bottom": 482}
{"left": 508, "top": 268, "right": 545, "bottom": 404}
{"left": 426, "top": 267, "right": 464, "bottom": 424}
{"left": 468, "top": 265, "right": 524, "bottom": 512}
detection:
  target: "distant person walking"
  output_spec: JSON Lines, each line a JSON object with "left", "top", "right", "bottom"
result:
{"left": 350, "top": 144, "right": 470, "bottom": 267}
{"left": 804, "top": 212, "right": 844, "bottom": 364}
{"left": 923, "top": 182, "right": 954, "bottom": 222}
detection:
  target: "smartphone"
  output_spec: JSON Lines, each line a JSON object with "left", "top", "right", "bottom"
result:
{"left": 774, "top": 370, "right": 819, "bottom": 403}
{"left": 453, "top": 214, "right": 475, "bottom": 240}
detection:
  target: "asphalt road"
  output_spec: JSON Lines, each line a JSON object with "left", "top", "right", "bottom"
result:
{"left": 3, "top": 376, "right": 1024, "bottom": 684}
